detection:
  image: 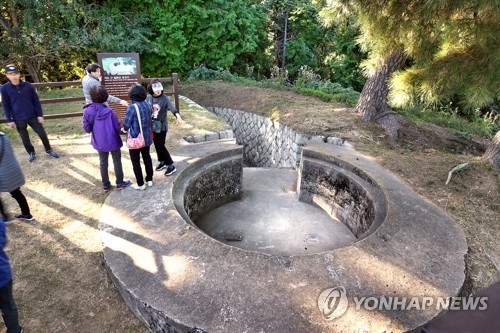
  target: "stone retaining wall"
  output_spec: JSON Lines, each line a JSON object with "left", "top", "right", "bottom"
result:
{"left": 206, "top": 107, "right": 344, "bottom": 169}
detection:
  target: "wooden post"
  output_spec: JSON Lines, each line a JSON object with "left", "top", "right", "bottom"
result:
{"left": 172, "top": 73, "right": 180, "bottom": 112}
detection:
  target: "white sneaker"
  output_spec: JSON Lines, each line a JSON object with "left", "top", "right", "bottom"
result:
{"left": 146, "top": 180, "right": 154, "bottom": 187}
{"left": 133, "top": 184, "right": 146, "bottom": 191}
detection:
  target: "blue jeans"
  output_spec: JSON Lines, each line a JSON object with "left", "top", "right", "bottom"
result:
{"left": 0, "top": 280, "right": 22, "bottom": 333}
{"left": 14, "top": 118, "right": 51, "bottom": 154}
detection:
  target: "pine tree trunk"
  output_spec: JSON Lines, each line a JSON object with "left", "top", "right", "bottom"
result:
{"left": 356, "top": 51, "right": 406, "bottom": 140}
{"left": 482, "top": 130, "right": 500, "bottom": 169}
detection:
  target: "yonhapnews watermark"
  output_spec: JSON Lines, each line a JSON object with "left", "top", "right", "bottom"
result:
{"left": 318, "top": 286, "right": 488, "bottom": 321}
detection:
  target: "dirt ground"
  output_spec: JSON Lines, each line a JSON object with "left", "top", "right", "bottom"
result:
{"left": 0, "top": 80, "right": 497, "bottom": 332}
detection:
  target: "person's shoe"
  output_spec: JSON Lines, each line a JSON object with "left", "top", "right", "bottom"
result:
{"left": 103, "top": 184, "right": 111, "bottom": 193}
{"left": 146, "top": 180, "right": 153, "bottom": 187}
{"left": 46, "top": 149, "right": 59, "bottom": 158}
{"left": 155, "top": 161, "right": 167, "bottom": 171}
{"left": 165, "top": 165, "right": 176, "bottom": 176}
{"left": 14, "top": 214, "right": 34, "bottom": 221}
{"left": 28, "top": 152, "right": 36, "bottom": 162}
{"left": 3, "top": 218, "right": 14, "bottom": 225}
{"left": 133, "top": 184, "right": 146, "bottom": 191}
{"left": 116, "top": 180, "right": 131, "bottom": 191}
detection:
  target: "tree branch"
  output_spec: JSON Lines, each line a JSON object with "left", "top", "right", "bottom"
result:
{"left": 0, "top": 16, "right": 12, "bottom": 32}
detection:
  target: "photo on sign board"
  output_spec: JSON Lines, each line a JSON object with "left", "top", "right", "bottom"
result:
{"left": 101, "top": 57, "right": 137, "bottom": 75}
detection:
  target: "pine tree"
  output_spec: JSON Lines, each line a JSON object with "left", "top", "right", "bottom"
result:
{"left": 321, "top": 1, "right": 499, "bottom": 141}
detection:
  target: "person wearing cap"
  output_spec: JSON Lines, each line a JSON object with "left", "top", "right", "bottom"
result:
{"left": 82, "top": 63, "right": 129, "bottom": 106}
{"left": 1, "top": 64, "right": 59, "bottom": 162}
{"left": 146, "top": 79, "right": 184, "bottom": 176}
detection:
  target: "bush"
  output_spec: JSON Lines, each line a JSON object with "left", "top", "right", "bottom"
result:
{"left": 397, "top": 107, "right": 499, "bottom": 138}
{"left": 186, "top": 67, "right": 238, "bottom": 81}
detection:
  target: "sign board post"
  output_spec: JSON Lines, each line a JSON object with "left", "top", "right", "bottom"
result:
{"left": 97, "top": 53, "right": 141, "bottom": 124}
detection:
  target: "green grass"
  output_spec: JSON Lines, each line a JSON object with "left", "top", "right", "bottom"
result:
{"left": 397, "top": 107, "right": 498, "bottom": 138}
{"left": 36, "top": 86, "right": 82, "bottom": 99}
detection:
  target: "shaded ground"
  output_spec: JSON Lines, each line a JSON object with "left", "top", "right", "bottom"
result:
{"left": 0, "top": 81, "right": 497, "bottom": 332}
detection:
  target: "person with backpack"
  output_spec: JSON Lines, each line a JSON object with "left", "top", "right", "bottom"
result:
{"left": 82, "top": 86, "right": 131, "bottom": 192}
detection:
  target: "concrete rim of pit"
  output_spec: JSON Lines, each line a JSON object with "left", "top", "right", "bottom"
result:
{"left": 99, "top": 139, "right": 467, "bottom": 333}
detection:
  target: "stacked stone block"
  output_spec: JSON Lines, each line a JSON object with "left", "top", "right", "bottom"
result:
{"left": 206, "top": 107, "right": 345, "bottom": 169}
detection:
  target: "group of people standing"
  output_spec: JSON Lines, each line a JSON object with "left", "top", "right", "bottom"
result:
{"left": 0, "top": 62, "right": 184, "bottom": 332}
{"left": 82, "top": 63, "right": 184, "bottom": 192}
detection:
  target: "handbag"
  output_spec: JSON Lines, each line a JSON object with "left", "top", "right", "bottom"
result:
{"left": 152, "top": 119, "right": 162, "bottom": 133}
{"left": 126, "top": 104, "right": 146, "bottom": 149}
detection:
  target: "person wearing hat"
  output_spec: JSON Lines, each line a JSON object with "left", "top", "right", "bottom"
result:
{"left": 1, "top": 64, "right": 59, "bottom": 162}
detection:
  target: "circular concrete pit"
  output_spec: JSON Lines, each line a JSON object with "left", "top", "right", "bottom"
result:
{"left": 194, "top": 167, "right": 357, "bottom": 255}
{"left": 100, "top": 139, "right": 467, "bottom": 333}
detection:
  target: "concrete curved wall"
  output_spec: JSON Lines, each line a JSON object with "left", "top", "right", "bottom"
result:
{"left": 298, "top": 148, "right": 387, "bottom": 239}
{"left": 100, "top": 139, "right": 467, "bottom": 333}
{"left": 175, "top": 141, "right": 386, "bottom": 245}
{"left": 174, "top": 148, "right": 243, "bottom": 224}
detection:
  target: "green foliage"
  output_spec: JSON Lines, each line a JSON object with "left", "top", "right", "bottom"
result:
{"left": 321, "top": 23, "right": 366, "bottom": 91}
{"left": 186, "top": 67, "right": 239, "bottom": 82}
{"left": 0, "top": 0, "right": 152, "bottom": 82}
{"left": 397, "top": 106, "right": 499, "bottom": 138}
{"left": 322, "top": 0, "right": 500, "bottom": 117}
{"left": 294, "top": 65, "right": 360, "bottom": 105}
{"left": 135, "top": 0, "right": 266, "bottom": 77}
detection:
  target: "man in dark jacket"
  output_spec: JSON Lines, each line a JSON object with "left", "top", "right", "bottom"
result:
{"left": 1, "top": 64, "right": 59, "bottom": 162}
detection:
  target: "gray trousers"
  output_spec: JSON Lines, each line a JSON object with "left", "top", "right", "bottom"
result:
{"left": 98, "top": 149, "right": 124, "bottom": 186}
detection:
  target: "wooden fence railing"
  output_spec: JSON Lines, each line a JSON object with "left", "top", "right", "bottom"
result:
{"left": 0, "top": 74, "right": 179, "bottom": 123}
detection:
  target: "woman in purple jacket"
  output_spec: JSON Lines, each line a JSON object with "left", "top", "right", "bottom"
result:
{"left": 82, "top": 86, "right": 131, "bottom": 192}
